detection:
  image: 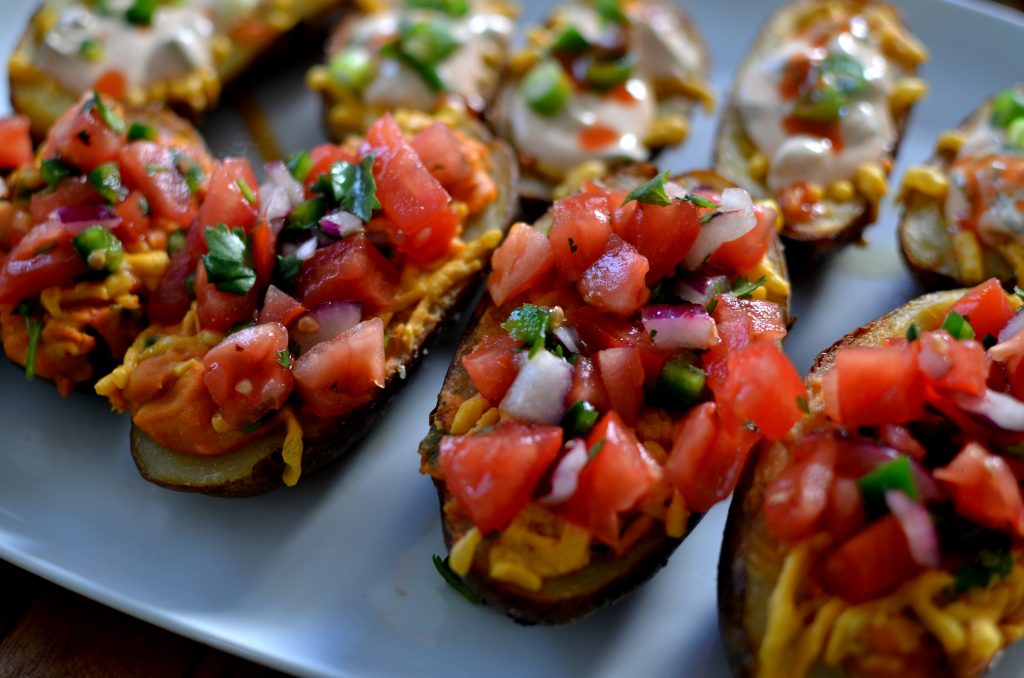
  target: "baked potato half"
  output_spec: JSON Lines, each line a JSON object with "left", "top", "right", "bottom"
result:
{"left": 714, "top": 0, "right": 928, "bottom": 253}
{"left": 0, "top": 93, "right": 215, "bottom": 395}
{"left": 720, "top": 280, "right": 1024, "bottom": 676}
{"left": 899, "top": 86, "right": 1024, "bottom": 290}
{"left": 9, "top": 0, "right": 345, "bottom": 137}
{"left": 419, "top": 167, "right": 803, "bottom": 624}
{"left": 308, "top": 0, "right": 516, "bottom": 140}
{"left": 95, "top": 109, "right": 518, "bottom": 497}
{"left": 488, "top": 0, "right": 712, "bottom": 201}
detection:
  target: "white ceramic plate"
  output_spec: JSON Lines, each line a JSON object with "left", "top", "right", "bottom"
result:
{"left": 2, "top": 1, "right": 1023, "bottom": 676}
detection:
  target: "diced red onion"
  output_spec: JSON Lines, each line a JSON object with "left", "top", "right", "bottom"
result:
{"left": 998, "top": 311, "right": 1024, "bottom": 344}
{"left": 552, "top": 325, "right": 580, "bottom": 354}
{"left": 641, "top": 304, "right": 719, "bottom": 349}
{"left": 672, "top": 272, "right": 730, "bottom": 306}
{"left": 837, "top": 440, "right": 940, "bottom": 501}
{"left": 886, "top": 489, "right": 940, "bottom": 568}
{"left": 53, "top": 204, "right": 121, "bottom": 233}
{"left": 265, "top": 160, "right": 305, "bottom": 207}
{"left": 499, "top": 350, "right": 573, "bottom": 424}
{"left": 260, "top": 182, "right": 293, "bottom": 223}
{"left": 538, "top": 439, "right": 589, "bottom": 505}
{"left": 294, "top": 237, "right": 318, "bottom": 261}
{"left": 682, "top": 187, "right": 756, "bottom": 269}
{"left": 954, "top": 389, "right": 1024, "bottom": 432}
{"left": 320, "top": 210, "right": 363, "bottom": 238}
{"left": 989, "top": 331, "right": 1024, "bottom": 370}
{"left": 292, "top": 301, "right": 361, "bottom": 354}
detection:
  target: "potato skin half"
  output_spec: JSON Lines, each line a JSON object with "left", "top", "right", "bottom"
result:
{"left": 419, "top": 168, "right": 791, "bottom": 624}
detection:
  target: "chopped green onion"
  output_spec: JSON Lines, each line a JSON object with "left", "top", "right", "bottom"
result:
{"left": 562, "top": 400, "right": 599, "bottom": 438}
{"left": 87, "top": 90, "right": 125, "bottom": 135}
{"left": 1007, "top": 117, "right": 1024, "bottom": 151}
{"left": 857, "top": 457, "right": 918, "bottom": 518}
{"left": 125, "top": 0, "right": 157, "bottom": 25}
{"left": 942, "top": 310, "right": 975, "bottom": 340}
{"left": 623, "top": 170, "right": 671, "bottom": 206}
{"left": 127, "top": 122, "right": 157, "bottom": 142}
{"left": 236, "top": 178, "right": 257, "bottom": 206}
{"left": 328, "top": 48, "right": 378, "bottom": 92}
{"left": 40, "top": 158, "right": 75, "bottom": 187}
{"left": 991, "top": 88, "right": 1024, "bottom": 128}
{"left": 521, "top": 60, "right": 573, "bottom": 117}
{"left": 287, "top": 151, "right": 313, "bottom": 183}
{"left": 432, "top": 554, "right": 480, "bottom": 604}
{"left": 656, "top": 357, "right": 706, "bottom": 407}
{"left": 73, "top": 225, "right": 124, "bottom": 273}
{"left": 584, "top": 55, "right": 634, "bottom": 91}
{"left": 181, "top": 159, "right": 204, "bottom": 194}
{"left": 405, "top": 0, "right": 469, "bottom": 17}
{"left": 88, "top": 162, "right": 128, "bottom": 203}
{"left": 792, "top": 81, "right": 845, "bottom": 122}
{"left": 551, "top": 25, "right": 590, "bottom": 54}
{"left": 16, "top": 302, "right": 42, "bottom": 381}
{"left": 285, "top": 196, "right": 327, "bottom": 230}
{"left": 501, "top": 304, "right": 551, "bottom": 350}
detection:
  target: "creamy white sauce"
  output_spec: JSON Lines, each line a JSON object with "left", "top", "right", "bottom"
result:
{"left": 508, "top": 80, "right": 655, "bottom": 171}
{"left": 735, "top": 18, "right": 897, "bottom": 192}
{"left": 348, "top": 8, "right": 514, "bottom": 112}
{"left": 30, "top": 0, "right": 269, "bottom": 92}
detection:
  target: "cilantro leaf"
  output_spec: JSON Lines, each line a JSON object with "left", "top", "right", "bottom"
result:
{"left": 682, "top": 193, "right": 719, "bottom": 209}
{"left": 202, "top": 225, "right": 256, "bottom": 295}
{"left": 623, "top": 171, "right": 671, "bottom": 206}
{"left": 312, "top": 156, "right": 381, "bottom": 221}
{"left": 501, "top": 304, "right": 551, "bottom": 350}
{"left": 277, "top": 349, "right": 292, "bottom": 368}
{"left": 432, "top": 554, "right": 480, "bottom": 604}
{"left": 953, "top": 547, "right": 1014, "bottom": 595}
{"left": 731, "top": 275, "right": 766, "bottom": 299}
{"left": 273, "top": 254, "right": 302, "bottom": 292}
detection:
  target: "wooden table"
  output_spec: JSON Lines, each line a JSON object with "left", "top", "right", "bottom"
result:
{"left": 2, "top": 1, "right": 1022, "bottom": 676}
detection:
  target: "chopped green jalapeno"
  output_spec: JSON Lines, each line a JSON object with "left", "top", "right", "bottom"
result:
{"left": 167, "top": 229, "right": 187, "bottom": 256}
{"left": 1007, "top": 117, "right": 1024, "bottom": 151}
{"left": 822, "top": 53, "right": 867, "bottom": 97}
{"left": 285, "top": 196, "right": 327, "bottom": 230}
{"left": 125, "top": 0, "right": 157, "bottom": 25}
{"left": 551, "top": 25, "right": 590, "bottom": 54}
{"left": 522, "top": 60, "right": 573, "bottom": 117}
{"left": 656, "top": 357, "right": 706, "bottom": 407}
{"left": 127, "top": 122, "right": 157, "bottom": 142}
{"left": 40, "top": 158, "right": 75, "bottom": 186}
{"left": 991, "top": 88, "right": 1024, "bottom": 128}
{"left": 792, "top": 81, "right": 845, "bottom": 122}
{"left": 857, "top": 456, "right": 918, "bottom": 518}
{"left": 88, "top": 162, "right": 128, "bottom": 203}
{"left": 73, "top": 225, "right": 124, "bottom": 273}
{"left": 88, "top": 90, "right": 125, "bottom": 134}
{"left": 563, "top": 400, "right": 599, "bottom": 437}
{"left": 405, "top": 0, "right": 469, "bottom": 17}
{"left": 584, "top": 55, "right": 634, "bottom": 91}
{"left": 942, "top": 310, "right": 976, "bottom": 340}
{"left": 287, "top": 151, "right": 313, "bottom": 183}
{"left": 328, "top": 48, "right": 378, "bottom": 92}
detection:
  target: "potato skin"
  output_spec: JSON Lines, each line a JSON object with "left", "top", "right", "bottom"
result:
{"left": 714, "top": 0, "right": 924, "bottom": 256}
{"left": 419, "top": 168, "right": 791, "bottom": 624}
{"left": 717, "top": 289, "right": 976, "bottom": 677}
{"left": 129, "top": 126, "right": 519, "bottom": 498}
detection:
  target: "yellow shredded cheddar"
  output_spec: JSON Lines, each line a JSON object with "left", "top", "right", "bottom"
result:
{"left": 450, "top": 527, "right": 482, "bottom": 576}
{"left": 664, "top": 490, "right": 688, "bottom": 538}
{"left": 488, "top": 505, "right": 591, "bottom": 591}
{"left": 280, "top": 407, "right": 304, "bottom": 487}
{"left": 451, "top": 394, "right": 492, "bottom": 435}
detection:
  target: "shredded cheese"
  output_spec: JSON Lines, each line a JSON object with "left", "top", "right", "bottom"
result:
{"left": 280, "top": 407, "right": 304, "bottom": 487}
{"left": 451, "top": 394, "right": 492, "bottom": 435}
{"left": 664, "top": 490, "right": 688, "bottom": 538}
{"left": 488, "top": 504, "right": 591, "bottom": 592}
{"left": 450, "top": 527, "right": 481, "bottom": 576}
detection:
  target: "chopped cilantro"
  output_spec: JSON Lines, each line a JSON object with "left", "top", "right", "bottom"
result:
{"left": 40, "top": 158, "right": 75, "bottom": 187}
{"left": 88, "top": 162, "right": 128, "bottom": 203}
{"left": 15, "top": 302, "right": 41, "bottom": 381}
{"left": 202, "top": 225, "right": 256, "bottom": 295}
{"left": 273, "top": 254, "right": 302, "bottom": 292}
{"left": 501, "top": 304, "right": 551, "bottom": 351}
{"left": 277, "top": 349, "right": 292, "bottom": 368}
{"left": 623, "top": 171, "right": 671, "bottom": 206}
{"left": 312, "top": 156, "right": 380, "bottom": 221}
{"left": 432, "top": 554, "right": 480, "bottom": 604}
{"left": 953, "top": 547, "right": 1014, "bottom": 595}
{"left": 731, "top": 275, "right": 766, "bottom": 299}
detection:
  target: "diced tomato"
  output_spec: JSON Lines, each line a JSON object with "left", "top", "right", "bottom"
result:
{"left": 0, "top": 220, "right": 86, "bottom": 305}
{"left": 462, "top": 332, "right": 520, "bottom": 403}
{"left": 566, "top": 355, "right": 610, "bottom": 411}
{"left": 196, "top": 158, "right": 259, "bottom": 232}
{"left": 816, "top": 514, "right": 924, "bottom": 603}
{"left": 708, "top": 202, "right": 776, "bottom": 274}
{"left": 578, "top": 234, "right": 650, "bottom": 316}
{"left": 596, "top": 347, "right": 644, "bottom": 425}
{"left": 112, "top": 191, "right": 151, "bottom": 245}
{"left": 194, "top": 262, "right": 259, "bottom": 333}
{"left": 713, "top": 294, "right": 787, "bottom": 341}
{"left": 488, "top": 223, "right": 555, "bottom": 307}
{"left": 712, "top": 341, "right": 805, "bottom": 441}
{"left": 30, "top": 176, "right": 103, "bottom": 223}
{"left": 615, "top": 200, "right": 700, "bottom": 284}
{"left": 250, "top": 222, "right": 275, "bottom": 286}
{"left": 45, "top": 93, "right": 125, "bottom": 172}
{"left": 0, "top": 116, "right": 33, "bottom": 169}
{"left": 148, "top": 221, "right": 204, "bottom": 325}
{"left": 409, "top": 122, "right": 477, "bottom": 197}
{"left": 917, "top": 330, "right": 988, "bottom": 397}
{"left": 878, "top": 425, "right": 926, "bottom": 461}
{"left": 934, "top": 442, "right": 1024, "bottom": 538}
{"left": 822, "top": 477, "right": 868, "bottom": 542}
{"left": 570, "top": 305, "right": 647, "bottom": 351}
{"left": 822, "top": 344, "right": 926, "bottom": 427}
{"left": 364, "top": 114, "right": 456, "bottom": 263}
{"left": 293, "top": 235, "right": 398, "bottom": 314}
{"left": 118, "top": 141, "right": 198, "bottom": 227}
{"left": 561, "top": 412, "right": 663, "bottom": 545}
{"left": 439, "top": 422, "right": 563, "bottom": 534}
{"left": 293, "top": 317, "right": 386, "bottom": 418}
{"left": 258, "top": 285, "right": 307, "bottom": 327}
{"left": 549, "top": 192, "right": 614, "bottom": 283}
{"left": 202, "top": 323, "right": 294, "bottom": 429}
{"left": 664, "top": 403, "right": 758, "bottom": 513}
{"left": 763, "top": 433, "right": 837, "bottom": 542}
{"left": 305, "top": 144, "right": 358, "bottom": 192}
{"left": 94, "top": 69, "right": 127, "bottom": 101}
{"left": 949, "top": 278, "right": 1015, "bottom": 341}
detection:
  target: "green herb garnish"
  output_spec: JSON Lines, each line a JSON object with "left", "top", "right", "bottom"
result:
{"left": 521, "top": 59, "right": 573, "bottom": 118}
{"left": 86, "top": 90, "right": 125, "bottom": 135}
{"left": 287, "top": 151, "right": 313, "bottom": 183}
{"left": 857, "top": 457, "right": 918, "bottom": 518}
{"left": 40, "top": 158, "right": 75, "bottom": 187}
{"left": 501, "top": 304, "right": 551, "bottom": 351}
{"left": 127, "top": 122, "right": 157, "bottom": 142}
{"left": 312, "top": 156, "right": 380, "bottom": 221}
{"left": 623, "top": 171, "right": 671, "bottom": 206}
{"left": 236, "top": 178, "right": 257, "bottom": 206}
{"left": 432, "top": 554, "right": 480, "bottom": 604}
{"left": 731, "top": 275, "right": 766, "bottom": 299}
{"left": 941, "top": 310, "right": 976, "bottom": 341}
{"left": 124, "top": 0, "right": 157, "bottom": 25}
{"left": 202, "top": 225, "right": 255, "bottom": 295}
{"left": 88, "top": 162, "right": 128, "bottom": 203}
{"left": 273, "top": 254, "right": 302, "bottom": 292}
{"left": 953, "top": 547, "right": 1014, "bottom": 595}
{"left": 16, "top": 302, "right": 41, "bottom": 381}
{"left": 277, "top": 349, "right": 292, "bottom": 368}
{"left": 906, "top": 322, "right": 920, "bottom": 342}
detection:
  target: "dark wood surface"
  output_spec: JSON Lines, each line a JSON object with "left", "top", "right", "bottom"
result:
{"left": 2, "top": 1, "right": 1021, "bottom": 676}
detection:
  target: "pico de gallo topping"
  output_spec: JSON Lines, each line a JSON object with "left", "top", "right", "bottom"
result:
{"left": 425, "top": 170, "right": 804, "bottom": 593}
{"left": 497, "top": 0, "right": 712, "bottom": 191}
{"left": 732, "top": 1, "right": 927, "bottom": 228}
{"left": 0, "top": 92, "right": 214, "bottom": 394}
{"left": 758, "top": 279, "right": 1024, "bottom": 674}
{"left": 97, "top": 112, "right": 503, "bottom": 477}
{"left": 309, "top": 0, "right": 515, "bottom": 136}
